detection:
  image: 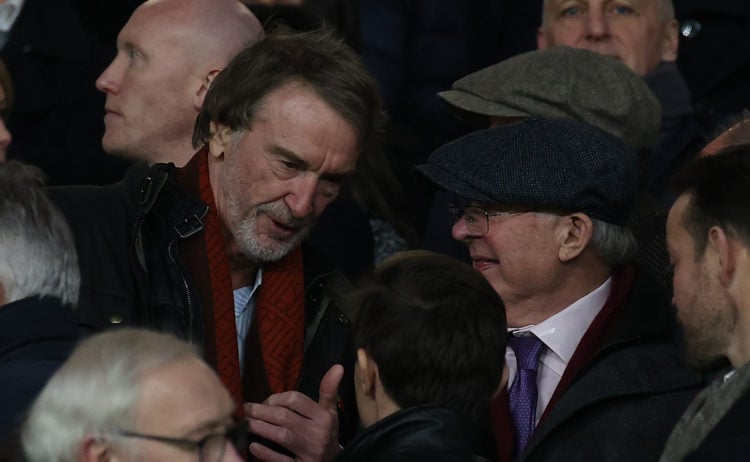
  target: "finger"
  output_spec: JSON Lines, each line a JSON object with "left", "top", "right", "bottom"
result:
{"left": 249, "top": 441, "right": 295, "bottom": 462}
{"left": 318, "top": 364, "right": 344, "bottom": 413}
{"left": 245, "top": 401, "right": 303, "bottom": 426}
{"left": 254, "top": 391, "right": 319, "bottom": 416}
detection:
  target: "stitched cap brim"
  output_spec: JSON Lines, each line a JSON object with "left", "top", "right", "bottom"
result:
{"left": 415, "top": 162, "right": 494, "bottom": 203}
{"left": 439, "top": 90, "right": 532, "bottom": 118}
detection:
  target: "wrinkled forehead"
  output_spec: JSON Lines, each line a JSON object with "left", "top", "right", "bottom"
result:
{"left": 543, "top": 0, "right": 664, "bottom": 17}
{"left": 133, "top": 357, "right": 234, "bottom": 432}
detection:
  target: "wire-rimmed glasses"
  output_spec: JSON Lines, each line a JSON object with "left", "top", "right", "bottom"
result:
{"left": 118, "top": 418, "right": 248, "bottom": 462}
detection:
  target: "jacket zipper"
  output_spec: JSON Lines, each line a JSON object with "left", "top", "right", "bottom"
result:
{"left": 168, "top": 239, "right": 194, "bottom": 344}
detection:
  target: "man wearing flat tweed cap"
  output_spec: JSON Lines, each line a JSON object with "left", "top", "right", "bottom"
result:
{"left": 418, "top": 117, "right": 702, "bottom": 462}
{"left": 423, "top": 46, "right": 673, "bottom": 292}
{"left": 438, "top": 46, "right": 661, "bottom": 152}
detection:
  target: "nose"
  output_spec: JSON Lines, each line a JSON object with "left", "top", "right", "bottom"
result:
{"left": 285, "top": 174, "right": 319, "bottom": 219}
{"left": 451, "top": 218, "right": 476, "bottom": 241}
{"left": 0, "top": 118, "right": 12, "bottom": 161}
{"left": 95, "top": 58, "right": 122, "bottom": 94}
{"left": 451, "top": 219, "right": 484, "bottom": 241}
{"left": 584, "top": 7, "right": 610, "bottom": 39}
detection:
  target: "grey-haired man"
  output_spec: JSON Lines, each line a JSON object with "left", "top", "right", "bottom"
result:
{"left": 426, "top": 46, "right": 670, "bottom": 287}
{"left": 418, "top": 117, "right": 702, "bottom": 461}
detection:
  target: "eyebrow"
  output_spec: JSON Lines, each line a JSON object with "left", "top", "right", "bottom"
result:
{"left": 268, "top": 144, "right": 357, "bottom": 181}
{"left": 184, "top": 416, "right": 234, "bottom": 439}
{"left": 270, "top": 144, "right": 309, "bottom": 170}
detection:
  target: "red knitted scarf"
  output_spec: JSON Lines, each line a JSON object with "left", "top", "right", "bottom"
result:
{"left": 181, "top": 149, "right": 305, "bottom": 405}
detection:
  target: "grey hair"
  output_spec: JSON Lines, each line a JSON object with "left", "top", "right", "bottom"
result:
{"left": 22, "top": 329, "right": 199, "bottom": 462}
{"left": 0, "top": 161, "right": 79, "bottom": 305}
{"left": 590, "top": 218, "right": 638, "bottom": 266}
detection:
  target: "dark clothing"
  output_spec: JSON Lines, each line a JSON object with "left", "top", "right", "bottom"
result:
{"left": 47, "top": 159, "right": 358, "bottom": 438}
{"left": 683, "top": 390, "right": 750, "bottom": 461}
{"left": 356, "top": 0, "right": 540, "bottom": 235}
{"left": 338, "top": 405, "right": 490, "bottom": 462}
{"left": 1, "top": 0, "right": 133, "bottom": 186}
{"left": 675, "top": 0, "right": 750, "bottom": 134}
{"left": 643, "top": 62, "right": 703, "bottom": 205}
{"left": 307, "top": 198, "right": 375, "bottom": 280}
{"left": 0, "top": 296, "right": 77, "bottom": 439}
{"left": 513, "top": 268, "right": 703, "bottom": 462}
{"left": 659, "top": 361, "right": 750, "bottom": 461}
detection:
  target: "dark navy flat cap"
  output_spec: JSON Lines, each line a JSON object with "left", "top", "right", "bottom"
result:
{"left": 416, "top": 117, "right": 638, "bottom": 225}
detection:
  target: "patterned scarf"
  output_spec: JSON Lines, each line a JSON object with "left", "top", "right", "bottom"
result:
{"left": 180, "top": 149, "right": 305, "bottom": 405}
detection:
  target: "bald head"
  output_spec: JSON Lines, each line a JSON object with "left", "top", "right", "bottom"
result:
{"left": 135, "top": 0, "right": 264, "bottom": 67}
{"left": 96, "top": 0, "right": 264, "bottom": 166}
{"left": 701, "top": 112, "right": 750, "bottom": 157}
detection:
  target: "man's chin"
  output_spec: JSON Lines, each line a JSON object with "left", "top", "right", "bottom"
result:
{"left": 102, "top": 138, "right": 139, "bottom": 161}
{"left": 243, "top": 232, "right": 308, "bottom": 263}
{"left": 684, "top": 337, "right": 729, "bottom": 372}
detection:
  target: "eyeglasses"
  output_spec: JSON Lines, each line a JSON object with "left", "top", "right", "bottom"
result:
{"left": 448, "top": 203, "right": 528, "bottom": 236}
{"left": 118, "top": 418, "right": 248, "bottom": 462}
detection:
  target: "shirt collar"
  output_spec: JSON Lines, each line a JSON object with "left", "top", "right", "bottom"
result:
{"left": 510, "top": 276, "right": 612, "bottom": 365}
{"left": 0, "top": 0, "right": 24, "bottom": 33}
{"left": 233, "top": 269, "right": 263, "bottom": 316}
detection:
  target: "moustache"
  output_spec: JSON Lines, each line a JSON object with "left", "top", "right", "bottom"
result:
{"left": 256, "top": 201, "right": 314, "bottom": 229}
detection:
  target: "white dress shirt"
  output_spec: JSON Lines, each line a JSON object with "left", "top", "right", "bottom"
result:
{"left": 506, "top": 276, "right": 612, "bottom": 425}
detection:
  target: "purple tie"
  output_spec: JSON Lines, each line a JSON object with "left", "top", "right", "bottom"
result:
{"left": 508, "top": 334, "right": 544, "bottom": 454}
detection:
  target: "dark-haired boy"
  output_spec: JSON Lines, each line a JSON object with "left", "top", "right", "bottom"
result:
{"left": 338, "top": 250, "right": 507, "bottom": 462}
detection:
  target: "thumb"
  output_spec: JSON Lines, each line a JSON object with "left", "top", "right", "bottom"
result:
{"left": 318, "top": 364, "right": 344, "bottom": 412}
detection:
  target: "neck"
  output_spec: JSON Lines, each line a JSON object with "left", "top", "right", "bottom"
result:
{"left": 228, "top": 252, "right": 259, "bottom": 290}
{"left": 150, "top": 142, "right": 196, "bottom": 167}
{"left": 726, "top": 247, "right": 750, "bottom": 368}
{"left": 371, "top": 386, "right": 401, "bottom": 427}
{"left": 506, "top": 264, "right": 611, "bottom": 328}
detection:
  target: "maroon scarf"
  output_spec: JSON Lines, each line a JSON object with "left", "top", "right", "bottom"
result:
{"left": 178, "top": 149, "right": 305, "bottom": 406}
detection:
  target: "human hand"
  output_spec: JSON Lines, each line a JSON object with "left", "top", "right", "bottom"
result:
{"left": 244, "top": 364, "right": 344, "bottom": 462}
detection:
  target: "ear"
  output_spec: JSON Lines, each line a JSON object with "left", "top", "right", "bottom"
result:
{"left": 537, "top": 26, "right": 548, "bottom": 49}
{"left": 356, "top": 348, "right": 377, "bottom": 399}
{"left": 79, "top": 436, "right": 115, "bottom": 462}
{"left": 207, "top": 122, "right": 233, "bottom": 160}
{"left": 557, "top": 213, "right": 594, "bottom": 263}
{"left": 660, "top": 19, "right": 679, "bottom": 62}
{"left": 707, "top": 226, "right": 736, "bottom": 288}
{"left": 194, "top": 68, "right": 223, "bottom": 111}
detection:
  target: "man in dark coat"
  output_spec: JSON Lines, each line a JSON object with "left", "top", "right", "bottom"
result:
{"left": 0, "top": 161, "right": 79, "bottom": 441}
{"left": 418, "top": 117, "right": 703, "bottom": 461}
{"left": 659, "top": 146, "right": 750, "bottom": 461}
{"left": 50, "top": 27, "right": 383, "bottom": 462}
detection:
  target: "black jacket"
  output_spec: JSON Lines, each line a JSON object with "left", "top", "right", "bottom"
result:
{"left": 519, "top": 269, "right": 704, "bottom": 462}
{"left": 1, "top": 0, "right": 133, "bottom": 186}
{"left": 338, "top": 405, "right": 491, "bottom": 462}
{"left": 0, "top": 296, "right": 77, "bottom": 439}
{"left": 48, "top": 160, "right": 357, "bottom": 434}
{"left": 684, "top": 389, "right": 750, "bottom": 461}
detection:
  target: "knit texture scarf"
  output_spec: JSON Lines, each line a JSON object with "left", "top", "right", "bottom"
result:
{"left": 179, "top": 149, "right": 305, "bottom": 405}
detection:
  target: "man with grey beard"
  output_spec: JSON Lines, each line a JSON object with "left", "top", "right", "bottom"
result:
{"left": 49, "top": 27, "right": 383, "bottom": 462}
